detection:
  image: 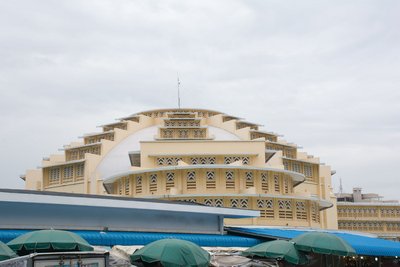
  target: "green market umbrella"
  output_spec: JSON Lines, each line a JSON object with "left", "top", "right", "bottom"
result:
{"left": 130, "top": 239, "right": 210, "bottom": 267}
{"left": 7, "top": 229, "right": 93, "bottom": 255}
{"left": 292, "top": 232, "right": 356, "bottom": 256}
{"left": 242, "top": 240, "right": 308, "bottom": 265}
{"left": 0, "top": 241, "right": 17, "bottom": 261}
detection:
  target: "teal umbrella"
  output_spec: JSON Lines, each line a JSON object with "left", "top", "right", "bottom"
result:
{"left": 242, "top": 240, "right": 308, "bottom": 265}
{"left": 0, "top": 241, "right": 17, "bottom": 261}
{"left": 7, "top": 230, "right": 93, "bottom": 255}
{"left": 292, "top": 232, "right": 356, "bottom": 256}
{"left": 131, "top": 239, "right": 210, "bottom": 267}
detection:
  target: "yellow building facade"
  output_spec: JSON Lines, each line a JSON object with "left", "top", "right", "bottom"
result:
{"left": 337, "top": 188, "right": 400, "bottom": 240}
{"left": 338, "top": 203, "right": 400, "bottom": 240}
{"left": 23, "top": 108, "right": 338, "bottom": 229}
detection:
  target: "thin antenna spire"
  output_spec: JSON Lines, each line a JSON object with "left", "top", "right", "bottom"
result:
{"left": 339, "top": 178, "right": 343, "bottom": 196}
{"left": 177, "top": 73, "right": 181, "bottom": 109}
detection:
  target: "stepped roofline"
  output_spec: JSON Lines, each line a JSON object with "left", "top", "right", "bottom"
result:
{"left": 130, "top": 108, "right": 224, "bottom": 116}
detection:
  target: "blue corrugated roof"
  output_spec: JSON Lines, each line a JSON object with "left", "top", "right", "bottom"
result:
{"left": 4, "top": 228, "right": 400, "bottom": 256}
{"left": 0, "top": 230, "right": 261, "bottom": 248}
{"left": 227, "top": 227, "right": 400, "bottom": 257}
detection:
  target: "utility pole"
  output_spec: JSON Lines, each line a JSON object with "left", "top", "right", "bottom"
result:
{"left": 339, "top": 178, "right": 343, "bottom": 197}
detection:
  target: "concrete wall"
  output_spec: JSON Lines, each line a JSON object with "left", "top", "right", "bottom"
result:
{"left": 140, "top": 140, "right": 266, "bottom": 168}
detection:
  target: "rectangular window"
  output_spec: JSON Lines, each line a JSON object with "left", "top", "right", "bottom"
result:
{"left": 245, "top": 172, "right": 254, "bottom": 188}
{"left": 117, "top": 180, "right": 123, "bottom": 195}
{"left": 75, "top": 164, "right": 84, "bottom": 181}
{"left": 274, "top": 175, "right": 280, "bottom": 192}
{"left": 166, "top": 172, "right": 175, "bottom": 190}
{"left": 278, "top": 200, "right": 293, "bottom": 219}
{"left": 135, "top": 176, "right": 142, "bottom": 194}
{"left": 124, "top": 177, "right": 130, "bottom": 195}
{"left": 284, "top": 177, "right": 290, "bottom": 193}
{"left": 206, "top": 171, "right": 216, "bottom": 189}
{"left": 284, "top": 148, "right": 296, "bottom": 159}
{"left": 296, "top": 201, "right": 307, "bottom": 220}
{"left": 261, "top": 173, "right": 268, "bottom": 192}
{"left": 70, "top": 151, "right": 79, "bottom": 161}
{"left": 225, "top": 171, "right": 235, "bottom": 189}
{"left": 116, "top": 177, "right": 129, "bottom": 195}
{"left": 311, "top": 203, "right": 320, "bottom": 223}
{"left": 304, "top": 164, "right": 313, "bottom": 177}
{"left": 149, "top": 174, "right": 157, "bottom": 192}
{"left": 63, "top": 166, "right": 73, "bottom": 183}
{"left": 283, "top": 161, "right": 289, "bottom": 170}
{"left": 292, "top": 163, "right": 301, "bottom": 173}
{"left": 258, "top": 199, "right": 274, "bottom": 219}
{"left": 49, "top": 168, "right": 60, "bottom": 185}
{"left": 186, "top": 171, "right": 196, "bottom": 190}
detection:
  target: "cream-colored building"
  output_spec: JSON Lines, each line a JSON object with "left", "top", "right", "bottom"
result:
{"left": 337, "top": 188, "right": 400, "bottom": 240}
{"left": 23, "top": 108, "right": 338, "bottom": 229}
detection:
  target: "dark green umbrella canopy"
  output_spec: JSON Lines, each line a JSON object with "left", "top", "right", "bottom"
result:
{"left": 242, "top": 240, "right": 308, "bottom": 265}
{"left": 0, "top": 241, "right": 18, "bottom": 261}
{"left": 131, "top": 239, "right": 210, "bottom": 267}
{"left": 292, "top": 232, "right": 356, "bottom": 256}
{"left": 7, "top": 230, "right": 93, "bottom": 255}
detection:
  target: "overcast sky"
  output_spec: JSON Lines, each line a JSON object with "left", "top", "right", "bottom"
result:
{"left": 1, "top": 1, "right": 399, "bottom": 199}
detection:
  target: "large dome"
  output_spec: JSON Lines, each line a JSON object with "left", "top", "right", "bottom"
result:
{"left": 23, "top": 108, "right": 338, "bottom": 229}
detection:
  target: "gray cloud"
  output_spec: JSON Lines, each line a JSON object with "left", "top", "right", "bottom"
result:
{"left": 1, "top": 0, "right": 399, "bottom": 199}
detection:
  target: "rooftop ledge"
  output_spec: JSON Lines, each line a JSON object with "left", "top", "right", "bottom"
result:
{"left": 79, "top": 130, "right": 114, "bottom": 138}
{"left": 250, "top": 130, "right": 281, "bottom": 137}
{"left": 63, "top": 142, "right": 102, "bottom": 150}
{"left": 141, "top": 193, "right": 333, "bottom": 211}
{"left": 103, "top": 164, "right": 305, "bottom": 186}
{"left": 337, "top": 202, "right": 400, "bottom": 207}
{"left": 144, "top": 152, "right": 259, "bottom": 157}
{"left": 41, "top": 159, "right": 86, "bottom": 168}
{"left": 265, "top": 141, "right": 298, "bottom": 148}
{"left": 164, "top": 118, "right": 202, "bottom": 121}
{"left": 141, "top": 139, "right": 266, "bottom": 143}
{"left": 132, "top": 108, "right": 224, "bottom": 116}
